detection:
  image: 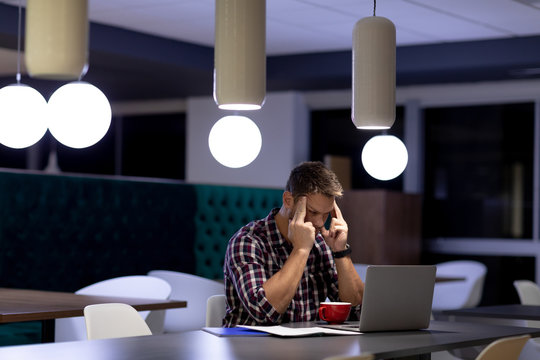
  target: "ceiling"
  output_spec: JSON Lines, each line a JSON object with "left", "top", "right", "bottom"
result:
{"left": 1, "top": 0, "right": 540, "bottom": 101}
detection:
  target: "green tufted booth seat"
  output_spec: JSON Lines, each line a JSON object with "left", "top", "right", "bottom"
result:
{"left": 0, "top": 171, "right": 197, "bottom": 292}
{"left": 0, "top": 171, "right": 283, "bottom": 345}
{"left": 193, "top": 184, "right": 283, "bottom": 279}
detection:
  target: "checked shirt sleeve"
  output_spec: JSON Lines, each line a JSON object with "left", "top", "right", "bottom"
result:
{"left": 225, "top": 233, "right": 282, "bottom": 325}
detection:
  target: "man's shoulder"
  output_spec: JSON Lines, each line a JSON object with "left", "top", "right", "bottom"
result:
{"left": 231, "top": 218, "right": 268, "bottom": 243}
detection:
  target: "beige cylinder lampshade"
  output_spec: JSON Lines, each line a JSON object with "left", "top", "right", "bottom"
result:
{"left": 25, "top": 0, "right": 89, "bottom": 80}
{"left": 352, "top": 16, "right": 396, "bottom": 129}
{"left": 214, "top": 0, "right": 266, "bottom": 110}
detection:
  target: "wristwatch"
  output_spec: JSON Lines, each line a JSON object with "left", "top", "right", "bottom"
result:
{"left": 332, "top": 244, "right": 351, "bottom": 258}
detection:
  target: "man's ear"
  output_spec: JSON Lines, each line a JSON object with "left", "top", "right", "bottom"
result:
{"left": 283, "top": 191, "right": 294, "bottom": 209}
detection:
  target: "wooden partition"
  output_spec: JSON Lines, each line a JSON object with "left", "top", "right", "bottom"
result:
{"left": 337, "top": 190, "right": 422, "bottom": 265}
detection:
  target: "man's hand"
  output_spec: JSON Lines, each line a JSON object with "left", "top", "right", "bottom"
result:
{"left": 287, "top": 196, "right": 316, "bottom": 251}
{"left": 321, "top": 201, "right": 348, "bottom": 251}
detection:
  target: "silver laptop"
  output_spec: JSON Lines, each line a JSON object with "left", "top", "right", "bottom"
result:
{"left": 325, "top": 265, "right": 436, "bottom": 332}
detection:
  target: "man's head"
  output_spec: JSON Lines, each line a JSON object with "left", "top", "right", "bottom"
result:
{"left": 283, "top": 161, "right": 343, "bottom": 232}
{"left": 285, "top": 161, "right": 343, "bottom": 201}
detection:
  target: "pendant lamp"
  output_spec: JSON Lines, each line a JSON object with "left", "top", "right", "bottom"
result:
{"left": 208, "top": 115, "right": 262, "bottom": 168}
{"left": 361, "top": 135, "right": 408, "bottom": 181}
{"left": 47, "top": 81, "right": 111, "bottom": 149}
{"left": 0, "top": 0, "right": 47, "bottom": 149}
{"left": 0, "top": 84, "right": 48, "bottom": 149}
{"left": 214, "top": 0, "right": 266, "bottom": 110}
{"left": 352, "top": 0, "right": 396, "bottom": 129}
{"left": 25, "top": 0, "right": 88, "bottom": 80}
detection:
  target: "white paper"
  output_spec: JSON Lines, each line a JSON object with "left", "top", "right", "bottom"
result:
{"left": 238, "top": 325, "right": 360, "bottom": 337}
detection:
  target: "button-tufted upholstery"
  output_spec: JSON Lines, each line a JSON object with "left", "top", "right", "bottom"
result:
{"left": 0, "top": 172, "right": 197, "bottom": 292}
{"left": 194, "top": 185, "right": 282, "bottom": 279}
{"left": 0, "top": 171, "right": 283, "bottom": 344}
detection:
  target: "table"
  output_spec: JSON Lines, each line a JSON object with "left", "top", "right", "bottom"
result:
{"left": 443, "top": 304, "right": 540, "bottom": 321}
{"left": 0, "top": 288, "right": 187, "bottom": 342}
{"left": 0, "top": 320, "right": 538, "bottom": 360}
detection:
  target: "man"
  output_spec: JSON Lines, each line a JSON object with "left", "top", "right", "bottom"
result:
{"left": 223, "top": 161, "right": 364, "bottom": 326}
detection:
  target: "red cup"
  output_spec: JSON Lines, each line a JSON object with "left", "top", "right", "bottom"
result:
{"left": 318, "top": 302, "right": 351, "bottom": 324}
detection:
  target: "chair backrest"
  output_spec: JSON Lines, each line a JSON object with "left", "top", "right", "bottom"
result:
{"left": 475, "top": 334, "right": 530, "bottom": 360}
{"left": 84, "top": 303, "right": 152, "bottom": 340}
{"left": 206, "top": 294, "right": 227, "bottom": 327}
{"left": 55, "top": 275, "right": 171, "bottom": 342}
{"left": 353, "top": 263, "right": 369, "bottom": 281}
{"left": 148, "top": 270, "right": 224, "bottom": 332}
{"left": 513, "top": 280, "right": 540, "bottom": 329}
{"left": 431, "top": 260, "right": 487, "bottom": 311}
{"left": 513, "top": 280, "right": 540, "bottom": 305}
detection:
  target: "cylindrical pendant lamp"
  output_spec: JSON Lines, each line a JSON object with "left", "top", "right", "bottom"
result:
{"left": 214, "top": 0, "right": 266, "bottom": 111}
{"left": 25, "top": 0, "right": 89, "bottom": 80}
{"left": 352, "top": 16, "right": 396, "bottom": 129}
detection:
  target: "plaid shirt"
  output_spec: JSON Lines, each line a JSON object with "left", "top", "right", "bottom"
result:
{"left": 223, "top": 208, "right": 340, "bottom": 327}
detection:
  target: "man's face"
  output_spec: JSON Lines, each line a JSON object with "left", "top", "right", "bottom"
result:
{"left": 290, "top": 193, "right": 334, "bottom": 234}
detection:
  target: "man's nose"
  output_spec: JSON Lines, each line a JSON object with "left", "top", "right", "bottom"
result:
{"left": 313, "top": 216, "right": 325, "bottom": 229}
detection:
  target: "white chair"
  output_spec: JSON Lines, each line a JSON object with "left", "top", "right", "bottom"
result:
{"left": 513, "top": 280, "right": 540, "bottom": 329}
{"left": 206, "top": 294, "right": 227, "bottom": 327}
{"left": 431, "top": 260, "right": 487, "bottom": 311}
{"left": 55, "top": 275, "right": 171, "bottom": 342}
{"left": 476, "top": 334, "right": 530, "bottom": 360}
{"left": 513, "top": 280, "right": 540, "bottom": 359}
{"left": 518, "top": 338, "right": 540, "bottom": 360}
{"left": 84, "top": 303, "right": 152, "bottom": 340}
{"left": 353, "top": 263, "right": 369, "bottom": 281}
{"left": 435, "top": 335, "right": 530, "bottom": 360}
{"left": 148, "top": 270, "right": 224, "bottom": 332}
{"left": 513, "top": 280, "right": 540, "bottom": 306}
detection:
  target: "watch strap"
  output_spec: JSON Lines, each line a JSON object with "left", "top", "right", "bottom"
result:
{"left": 332, "top": 244, "right": 351, "bottom": 258}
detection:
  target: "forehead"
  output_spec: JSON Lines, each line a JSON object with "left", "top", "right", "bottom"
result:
{"left": 305, "top": 193, "right": 334, "bottom": 213}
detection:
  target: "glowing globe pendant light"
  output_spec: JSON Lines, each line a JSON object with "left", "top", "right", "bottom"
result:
{"left": 48, "top": 81, "right": 111, "bottom": 149}
{"left": 361, "top": 135, "right": 408, "bottom": 181}
{"left": 208, "top": 115, "right": 262, "bottom": 168}
{"left": 0, "top": 83, "right": 48, "bottom": 148}
{"left": 0, "top": 0, "right": 47, "bottom": 149}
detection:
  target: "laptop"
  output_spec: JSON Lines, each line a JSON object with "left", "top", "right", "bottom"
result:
{"left": 324, "top": 265, "right": 436, "bottom": 332}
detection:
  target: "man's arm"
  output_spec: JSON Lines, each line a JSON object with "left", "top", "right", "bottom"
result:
{"left": 263, "top": 196, "right": 315, "bottom": 313}
{"left": 334, "top": 256, "right": 364, "bottom": 305}
{"left": 322, "top": 201, "right": 364, "bottom": 305}
{"left": 261, "top": 248, "right": 310, "bottom": 313}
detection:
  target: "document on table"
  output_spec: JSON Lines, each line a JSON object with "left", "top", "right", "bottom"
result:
{"left": 238, "top": 325, "right": 361, "bottom": 337}
{"left": 202, "top": 327, "right": 270, "bottom": 337}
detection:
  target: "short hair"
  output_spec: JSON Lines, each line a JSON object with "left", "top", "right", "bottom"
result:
{"left": 285, "top": 161, "right": 343, "bottom": 200}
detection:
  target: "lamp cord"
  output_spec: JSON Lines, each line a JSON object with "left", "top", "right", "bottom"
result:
{"left": 373, "top": 0, "right": 377, "bottom": 16}
{"left": 16, "top": 0, "right": 22, "bottom": 84}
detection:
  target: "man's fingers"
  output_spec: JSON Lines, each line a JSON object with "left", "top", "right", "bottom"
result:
{"left": 332, "top": 201, "right": 344, "bottom": 220}
{"left": 292, "top": 196, "right": 307, "bottom": 222}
